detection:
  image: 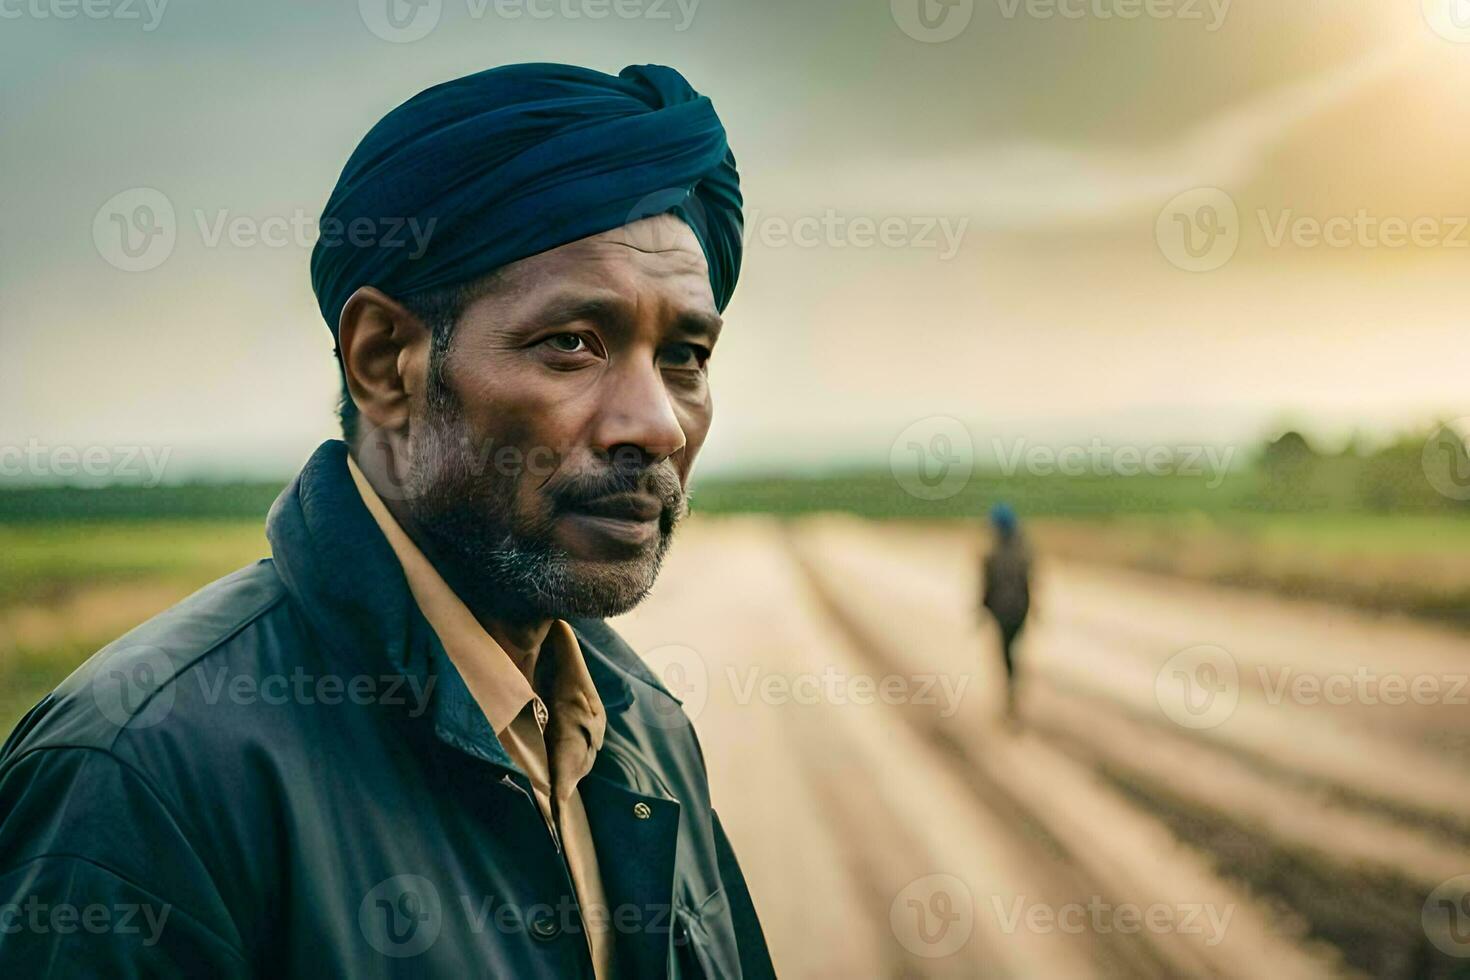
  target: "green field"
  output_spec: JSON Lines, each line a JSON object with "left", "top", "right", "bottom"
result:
{"left": 1041, "top": 510, "right": 1470, "bottom": 558}
{"left": 1029, "top": 511, "right": 1470, "bottom": 627}
{"left": 0, "top": 520, "right": 269, "bottom": 607}
{"left": 3, "top": 457, "right": 1467, "bottom": 735}
{"left": 0, "top": 520, "right": 268, "bottom": 732}
{"left": 691, "top": 469, "right": 1261, "bottom": 518}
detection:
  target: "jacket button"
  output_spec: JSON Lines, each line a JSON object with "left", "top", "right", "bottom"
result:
{"left": 632, "top": 802, "right": 652, "bottom": 820}
{"left": 530, "top": 913, "right": 561, "bottom": 941}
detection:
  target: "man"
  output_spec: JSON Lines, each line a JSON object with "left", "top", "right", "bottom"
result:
{"left": 980, "top": 502, "right": 1031, "bottom": 721}
{"left": 0, "top": 63, "right": 772, "bottom": 978}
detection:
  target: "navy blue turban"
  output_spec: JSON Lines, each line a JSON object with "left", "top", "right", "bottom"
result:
{"left": 309, "top": 62, "right": 743, "bottom": 337}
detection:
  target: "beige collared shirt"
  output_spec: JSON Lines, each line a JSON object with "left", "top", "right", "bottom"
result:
{"left": 348, "top": 457, "right": 615, "bottom": 978}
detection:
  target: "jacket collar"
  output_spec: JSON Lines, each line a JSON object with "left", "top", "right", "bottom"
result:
{"left": 266, "top": 440, "right": 642, "bottom": 763}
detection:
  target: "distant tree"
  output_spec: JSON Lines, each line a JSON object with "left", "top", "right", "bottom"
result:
{"left": 1415, "top": 421, "right": 1470, "bottom": 512}
{"left": 1355, "top": 437, "right": 1430, "bottom": 512}
{"left": 1258, "top": 430, "right": 1321, "bottom": 510}
{"left": 1261, "top": 430, "right": 1316, "bottom": 467}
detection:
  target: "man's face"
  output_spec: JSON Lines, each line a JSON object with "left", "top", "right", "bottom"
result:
{"left": 402, "top": 214, "right": 720, "bottom": 620}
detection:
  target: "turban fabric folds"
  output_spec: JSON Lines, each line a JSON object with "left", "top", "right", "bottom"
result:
{"left": 310, "top": 62, "right": 743, "bottom": 335}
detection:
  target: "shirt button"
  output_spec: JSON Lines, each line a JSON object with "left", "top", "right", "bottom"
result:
{"left": 530, "top": 912, "right": 561, "bottom": 941}
{"left": 533, "top": 700, "right": 549, "bottom": 728}
{"left": 633, "top": 802, "right": 652, "bottom": 820}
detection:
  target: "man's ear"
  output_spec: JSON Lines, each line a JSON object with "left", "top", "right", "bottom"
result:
{"left": 336, "top": 286, "right": 432, "bottom": 438}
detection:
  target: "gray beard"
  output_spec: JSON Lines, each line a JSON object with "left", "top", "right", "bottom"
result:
{"left": 453, "top": 525, "right": 673, "bottom": 622}
{"left": 402, "top": 400, "right": 678, "bottom": 623}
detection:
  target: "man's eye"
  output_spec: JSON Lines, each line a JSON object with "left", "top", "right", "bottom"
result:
{"left": 660, "top": 343, "right": 709, "bottom": 370}
{"left": 544, "top": 333, "right": 588, "bottom": 354}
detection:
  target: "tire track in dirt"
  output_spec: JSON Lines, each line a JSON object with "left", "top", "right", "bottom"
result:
{"left": 788, "top": 515, "right": 1470, "bottom": 978}
{"left": 619, "top": 518, "right": 1137, "bottom": 976}
{"left": 785, "top": 518, "right": 1348, "bottom": 978}
{"left": 782, "top": 529, "right": 1219, "bottom": 978}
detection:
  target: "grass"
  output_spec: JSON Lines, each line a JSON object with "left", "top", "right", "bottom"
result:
{"left": 1038, "top": 511, "right": 1470, "bottom": 558}
{"left": 0, "top": 521, "right": 268, "bottom": 733}
{"left": 1031, "top": 512, "right": 1470, "bottom": 627}
{"left": 0, "top": 483, "right": 283, "bottom": 524}
{"left": 0, "top": 520, "right": 268, "bottom": 606}
{"left": 690, "top": 469, "right": 1262, "bottom": 519}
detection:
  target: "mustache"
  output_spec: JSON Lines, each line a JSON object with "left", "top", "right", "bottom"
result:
{"left": 548, "top": 461, "right": 686, "bottom": 514}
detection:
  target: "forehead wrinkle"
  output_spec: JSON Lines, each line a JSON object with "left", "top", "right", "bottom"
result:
{"left": 472, "top": 225, "right": 714, "bottom": 334}
{"left": 605, "top": 239, "right": 684, "bottom": 256}
{"left": 583, "top": 236, "right": 705, "bottom": 269}
{"left": 579, "top": 237, "right": 709, "bottom": 293}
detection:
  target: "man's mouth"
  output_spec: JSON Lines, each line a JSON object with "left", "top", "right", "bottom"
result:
{"left": 558, "top": 492, "right": 665, "bottom": 548}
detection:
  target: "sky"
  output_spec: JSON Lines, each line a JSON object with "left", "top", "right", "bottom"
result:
{"left": 1, "top": 0, "right": 1467, "bottom": 482}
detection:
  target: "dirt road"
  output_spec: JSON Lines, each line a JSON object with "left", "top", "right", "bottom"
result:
{"left": 611, "top": 516, "right": 1470, "bottom": 979}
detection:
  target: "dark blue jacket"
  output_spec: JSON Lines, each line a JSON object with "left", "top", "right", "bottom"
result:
{"left": 0, "top": 441, "right": 774, "bottom": 979}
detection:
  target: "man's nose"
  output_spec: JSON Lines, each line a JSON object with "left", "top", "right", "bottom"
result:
{"left": 590, "top": 362, "right": 687, "bottom": 469}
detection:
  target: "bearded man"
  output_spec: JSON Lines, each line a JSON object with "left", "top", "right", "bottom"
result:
{"left": 0, "top": 63, "right": 773, "bottom": 979}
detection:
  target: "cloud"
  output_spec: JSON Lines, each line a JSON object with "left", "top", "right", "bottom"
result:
{"left": 786, "top": 37, "right": 1420, "bottom": 230}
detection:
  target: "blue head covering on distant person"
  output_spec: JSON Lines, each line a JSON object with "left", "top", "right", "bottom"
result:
{"left": 309, "top": 62, "right": 744, "bottom": 336}
{"left": 989, "top": 502, "right": 1018, "bottom": 538}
